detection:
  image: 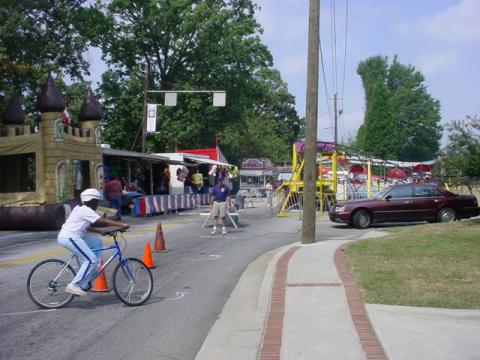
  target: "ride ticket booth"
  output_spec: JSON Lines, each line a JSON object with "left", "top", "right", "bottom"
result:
{"left": 239, "top": 158, "right": 273, "bottom": 193}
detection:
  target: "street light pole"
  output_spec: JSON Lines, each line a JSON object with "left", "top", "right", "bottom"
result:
{"left": 141, "top": 65, "right": 149, "bottom": 153}
{"left": 302, "top": 0, "right": 320, "bottom": 244}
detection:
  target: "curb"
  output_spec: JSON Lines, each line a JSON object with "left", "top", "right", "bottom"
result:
{"left": 334, "top": 243, "right": 388, "bottom": 360}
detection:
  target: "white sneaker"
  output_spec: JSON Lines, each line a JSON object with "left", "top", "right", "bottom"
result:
{"left": 222, "top": 227, "right": 227, "bottom": 235}
{"left": 210, "top": 227, "right": 217, "bottom": 235}
{"left": 65, "top": 283, "right": 87, "bottom": 296}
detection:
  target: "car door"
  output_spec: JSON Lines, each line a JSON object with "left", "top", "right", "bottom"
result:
{"left": 412, "top": 185, "right": 443, "bottom": 221}
{"left": 381, "top": 186, "right": 415, "bottom": 221}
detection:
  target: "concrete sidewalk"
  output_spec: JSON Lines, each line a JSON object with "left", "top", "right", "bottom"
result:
{"left": 195, "top": 235, "right": 480, "bottom": 360}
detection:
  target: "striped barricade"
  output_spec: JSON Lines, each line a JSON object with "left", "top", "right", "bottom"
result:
{"left": 158, "top": 195, "right": 168, "bottom": 213}
{"left": 176, "top": 194, "right": 186, "bottom": 210}
{"left": 133, "top": 194, "right": 203, "bottom": 216}
{"left": 189, "top": 194, "right": 195, "bottom": 208}
{"left": 168, "top": 195, "right": 177, "bottom": 212}
{"left": 200, "top": 193, "right": 210, "bottom": 205}
{"left": 150, "top": 196, "right": 160, "bottom": 214}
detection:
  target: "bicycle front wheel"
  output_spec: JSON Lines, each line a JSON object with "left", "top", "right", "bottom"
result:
{"left": 27, "top": 259, "right": 76, "bottom": 309}
{"left": 112, "top": 258, "right": 153, "bottom": 306}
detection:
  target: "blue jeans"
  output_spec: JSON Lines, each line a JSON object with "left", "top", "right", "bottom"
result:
{"left": 107, "top": 195, "right": 122, "bottom": 219}
{"left": 58, "top": 233, "right": 102, "bottom": 290}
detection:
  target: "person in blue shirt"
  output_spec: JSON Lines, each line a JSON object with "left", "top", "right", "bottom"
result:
{"left": 210, "top": 176, "right": 231, "bottom": 235}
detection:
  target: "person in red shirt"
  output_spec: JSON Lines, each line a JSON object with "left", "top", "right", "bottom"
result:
{"left": 104, "top": 176, "right": 123, "bottom": 219}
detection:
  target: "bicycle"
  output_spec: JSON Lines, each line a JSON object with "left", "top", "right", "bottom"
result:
{"left": 27, "top": 228, "right": 153, "bottom": 309}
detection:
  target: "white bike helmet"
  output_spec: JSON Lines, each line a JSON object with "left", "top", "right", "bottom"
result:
{"left": 80, "top": 188, "right": 102, "bottom": 203}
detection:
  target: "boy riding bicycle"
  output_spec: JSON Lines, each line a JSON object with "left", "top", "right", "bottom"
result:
{"left": 57, "top": 188, "right": 129, "bottom": 296}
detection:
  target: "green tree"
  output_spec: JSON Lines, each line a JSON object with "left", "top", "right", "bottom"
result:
{"left": 442, "top": 115, "right": 480, "bottom": 177}
{"left": 0, "top": 0, "right": 93, "bottom": 117}
{"left": 356, "top": 55, "right": 442, "bottom": 161}
{"left": 83, "top": 0, "right": 302, "bottom": 164}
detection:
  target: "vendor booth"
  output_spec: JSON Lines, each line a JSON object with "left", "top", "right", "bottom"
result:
{"left": 155, "top": 146, "right": 233, "bottom": 195}
{"left": 239, "top": 158, "right": 273, "bottom": 191}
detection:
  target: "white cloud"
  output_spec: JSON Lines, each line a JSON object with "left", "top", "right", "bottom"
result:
{"left": 417, "top": 51, "right": 460, "bottom": 76}
{"left": 396, "top": 0, "right": 480, "bottom": 43}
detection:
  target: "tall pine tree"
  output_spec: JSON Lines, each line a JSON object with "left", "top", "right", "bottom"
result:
{"left": 356, "top": 55, "right": 441, "bottom": 161}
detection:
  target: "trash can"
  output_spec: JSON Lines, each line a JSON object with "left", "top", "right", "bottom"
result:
{"left": 234, "top": 196, "right": 245, "bottom": 209}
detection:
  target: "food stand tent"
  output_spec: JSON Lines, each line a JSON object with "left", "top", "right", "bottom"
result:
{"left": 178, "top": 146, "right": 230, "bottom": 164}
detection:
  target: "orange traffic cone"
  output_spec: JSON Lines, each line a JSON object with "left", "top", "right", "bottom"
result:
{"left": 143, "top": 242, "right": 156, "bottom": 269}
{"left": 153, "top": 222, "right": 168, "bottom": 253}
{"left": 91, "top": 260, "right": 110, "bottom": 292}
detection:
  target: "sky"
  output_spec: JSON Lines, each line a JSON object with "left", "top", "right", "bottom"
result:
{"left": 84, "top": 0, "right": 480, "bottom": 146}
{"left": 253, "top": 0, "right": 480, "bottom": 145}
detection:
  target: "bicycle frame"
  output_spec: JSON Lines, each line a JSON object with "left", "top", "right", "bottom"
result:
{"left": 62, "top": 232, "right": 134, "bottom": 284}
{"left": 90, "top": 233, "right": 130, "bottom": 282}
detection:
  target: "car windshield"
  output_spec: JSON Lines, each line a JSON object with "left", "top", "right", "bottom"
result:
{"left": 372, "top": 187, "right": 391, "bottom": 199}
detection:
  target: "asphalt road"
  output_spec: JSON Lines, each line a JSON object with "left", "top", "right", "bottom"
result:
{"left": 0, "top": 205, "right": 369, "bottom": 360}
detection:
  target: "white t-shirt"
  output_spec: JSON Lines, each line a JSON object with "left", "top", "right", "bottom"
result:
{"left": 58, "top": 205, "right": 101, "bottom": 239}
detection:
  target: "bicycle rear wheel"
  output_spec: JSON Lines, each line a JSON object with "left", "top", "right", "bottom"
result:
{"left": 112, "top": 258, "right": 153, "bottom": 306}
{"left": 27, "top": 259, "right": 76, "bottom": 309}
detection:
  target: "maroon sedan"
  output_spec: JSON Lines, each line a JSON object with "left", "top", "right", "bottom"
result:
{"left": 329, "top": 184, "right": 480, "bottom": 229}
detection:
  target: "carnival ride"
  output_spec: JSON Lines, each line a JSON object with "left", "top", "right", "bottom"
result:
{"left": 272, "top": 141, "right": 437, "bottom": 217}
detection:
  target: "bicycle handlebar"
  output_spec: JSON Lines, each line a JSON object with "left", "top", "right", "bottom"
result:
{"left": 101, "top": 227, "right": 128, "bottom": 236}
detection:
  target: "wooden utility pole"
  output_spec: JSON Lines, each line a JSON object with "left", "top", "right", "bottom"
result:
{"left": 141, "top": 66, "right": 149, "bottom": 153}
{"left": 302, "top": 0, "right": 320, "bottom": 244}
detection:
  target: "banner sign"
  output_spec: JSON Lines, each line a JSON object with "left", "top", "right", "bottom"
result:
{"left": 146, "top": 104, "right": 157, "bottom": 133}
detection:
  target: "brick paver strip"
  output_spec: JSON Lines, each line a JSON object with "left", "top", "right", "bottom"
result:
{"left": 258, "top": 246, "right": 300, "bottom": 360}
{"left": 334, "top": 243, "right": 388, "bottom": 360}
{"left": 258, "top": 243, "right": 388, "bottom": 360}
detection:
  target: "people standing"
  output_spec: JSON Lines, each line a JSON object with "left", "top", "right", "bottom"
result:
{"left": 210, "top": 177, "right": 231, "bottom": 235}
{"left": 265, "top": 180, "right": 273, "bottom": 195}
{"left": 265, "top": 180, "right": 273, "bottom": 207}
{"left": 192, "top": 169, "right": 203, "bottom": 194}
{"left": 104, "top": 176, "right": 123, "bottom": 220}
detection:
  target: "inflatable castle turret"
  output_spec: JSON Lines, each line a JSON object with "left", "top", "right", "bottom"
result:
{"left": 2, "top": 94, "right": 26, "bottom": 135}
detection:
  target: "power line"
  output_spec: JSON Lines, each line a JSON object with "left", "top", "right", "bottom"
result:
{"left": 332, "top": 0, "right": 338, "bottom": 94}
{"left": 329, "top": 0, "right": 336, "bottom": 94}
{"left": 319, "top": 38, "right": 333, "bottom": 134}
{"left": 339, "top": 0, "right": 349, "bottom": 144}
{"left": 341, "top": 0, "right": 349, "bottom": 99}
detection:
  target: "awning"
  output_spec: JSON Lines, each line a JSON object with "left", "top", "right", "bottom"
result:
{"left": 183, "top": 154, "right": 232, "bottom": 167}
{"left": 102, "top": 148, "right": 183, "bottom": 164}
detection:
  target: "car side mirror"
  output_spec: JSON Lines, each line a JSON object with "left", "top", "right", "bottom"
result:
{"left": 385, "top": 195, "right": 392, "bottom": 201}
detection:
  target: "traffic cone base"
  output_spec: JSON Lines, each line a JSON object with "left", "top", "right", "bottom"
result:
{"left": 92, "top": 260, "right": 111, "bottom": 292}
{"left": 143, "top": 242, "right": 156, "bottom": 269}
{"left": 153, "top": 222, "right": 168, "bottom": 253}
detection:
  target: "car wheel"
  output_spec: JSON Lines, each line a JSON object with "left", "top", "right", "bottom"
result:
{"left": 437, "top": 207, "right": 456, "bottom": 223}
{"left": 352, "top": 209, "right": 372, "bottom": 229}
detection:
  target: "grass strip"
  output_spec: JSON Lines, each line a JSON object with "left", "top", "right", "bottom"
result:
{"left": 345, "top": 219, "right": 480, "bottom": 309}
